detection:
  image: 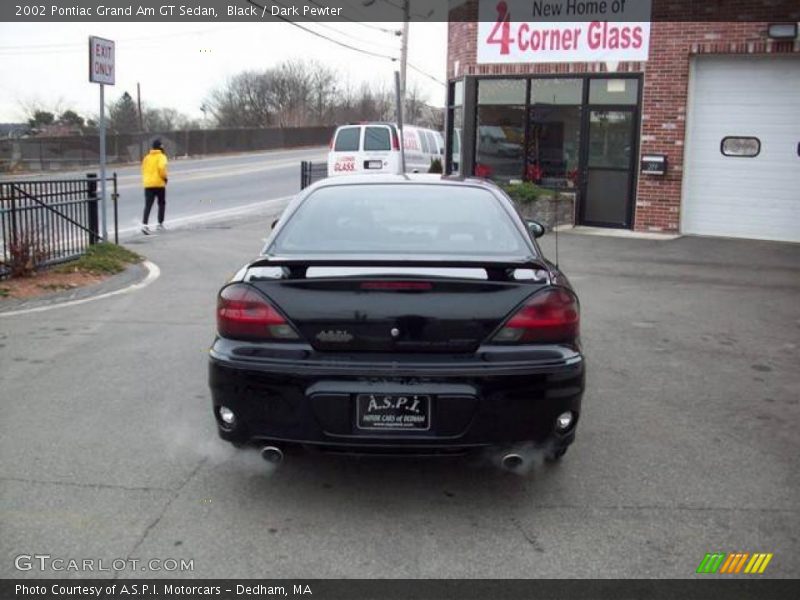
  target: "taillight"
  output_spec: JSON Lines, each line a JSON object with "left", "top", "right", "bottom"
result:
{"left": 217, "top": 284, "right": 299, "bottom": 341}
{"left": 329, "top": 135, "right": 334, "bottom": 150}
{"left": 491, "top": 288, "right": 579, "bottom": 344}
{"left": 391, "top": 131, "right": 400, "bottom": 150}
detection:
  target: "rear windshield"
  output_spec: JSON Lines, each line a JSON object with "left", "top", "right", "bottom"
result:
{"left": 333, "top": 127, "right": 360, "bottom": 152}
{"left": 271, "top": 185, "right": 529, "bottom": 256}
{"left": 364, "top": 126, "right": 391, "bottom": 151}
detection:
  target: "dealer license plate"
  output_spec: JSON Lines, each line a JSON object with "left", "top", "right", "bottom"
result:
{"left": 356, "top": 394, "right": 430, "bottom": 431}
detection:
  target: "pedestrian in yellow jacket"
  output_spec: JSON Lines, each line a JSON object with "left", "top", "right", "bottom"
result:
{"left": 141, "top": 139, "right": 168, "bottom": 235}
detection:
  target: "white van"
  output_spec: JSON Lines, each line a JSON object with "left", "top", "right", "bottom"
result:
{"left": 327, "top": 123, "right": 443, "bottom": 177}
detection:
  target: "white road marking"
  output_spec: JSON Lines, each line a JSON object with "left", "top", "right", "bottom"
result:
{"left": 0, "top": 260, "right": 160, "bottom": 318}
{"left": 114, "top": 157, "right": 325, "bottom": 190}
{"left": 117, "top": 195, "right": 293, "bottom": 237}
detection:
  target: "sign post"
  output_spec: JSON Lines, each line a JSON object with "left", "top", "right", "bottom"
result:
{"left": 88, "top": 36, "right": 115, "bottom": 241}
{"left": 394, "top": 71, "right": 406, "bottom": 175}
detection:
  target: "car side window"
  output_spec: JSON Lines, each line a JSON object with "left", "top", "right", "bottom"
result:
{"left": 418, "top": 131, "right": 430, "bottom": 154}
{"left": 425, "top": 132, "right": 440, "bottom": 155}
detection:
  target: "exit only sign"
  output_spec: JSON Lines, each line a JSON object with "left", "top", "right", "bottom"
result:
{"left": 89, "top": 36, "right": 115, "bottom": 85}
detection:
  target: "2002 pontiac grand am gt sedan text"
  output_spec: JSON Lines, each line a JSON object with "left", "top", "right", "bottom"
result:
{"left": 208, "top": 174, "right": 584, "bottom": 470}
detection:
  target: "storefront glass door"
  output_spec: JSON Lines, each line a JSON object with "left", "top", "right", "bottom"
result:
{"left": 580, "top": 109, "right": 637, "bottom": 227}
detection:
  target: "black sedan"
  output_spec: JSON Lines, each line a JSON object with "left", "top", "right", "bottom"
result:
{"left": 208, "top": 174, "right": 584, "bottom": 469}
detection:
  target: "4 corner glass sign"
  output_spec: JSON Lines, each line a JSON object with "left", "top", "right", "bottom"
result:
{"left": 477, "top": 0, "right": 652, "bottom": 64}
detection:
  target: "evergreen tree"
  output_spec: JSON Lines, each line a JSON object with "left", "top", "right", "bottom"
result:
{"left": 108, "top": 92, "right": 140, "bottom": 133}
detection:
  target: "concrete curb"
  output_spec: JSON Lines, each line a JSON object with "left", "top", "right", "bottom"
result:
{"left": 0, "top": 260, "right": 160, "bottom": 317}
{"left": 564, "top": 225, "right": 681, "bottom": 240}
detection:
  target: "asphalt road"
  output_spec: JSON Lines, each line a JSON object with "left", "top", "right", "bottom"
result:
{"left": 1, "top": 212, "right": 799, "bottom": 579}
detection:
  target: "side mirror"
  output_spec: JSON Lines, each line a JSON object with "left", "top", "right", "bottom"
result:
{"left": 271, "top": 219, "right": 279, "bottom": 230}
{"left": 525, "top": 219, "right": 545, "bottom": 239}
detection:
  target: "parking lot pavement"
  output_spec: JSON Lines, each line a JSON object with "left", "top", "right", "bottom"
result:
{"left": 1, "top": 217, "right": 798, "bottom": 579}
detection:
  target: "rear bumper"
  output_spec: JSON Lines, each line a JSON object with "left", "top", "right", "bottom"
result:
{"left": 208, "top": 340, "right": 584, "bottom": 453}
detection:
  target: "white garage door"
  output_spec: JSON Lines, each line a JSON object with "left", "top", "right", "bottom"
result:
{"left": 682, "top": 56, "right": 800, "bottom": 242}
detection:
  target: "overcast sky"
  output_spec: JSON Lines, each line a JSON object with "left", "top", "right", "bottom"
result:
{"left": 0, "top": 21, "right": 448, "bottom": 123}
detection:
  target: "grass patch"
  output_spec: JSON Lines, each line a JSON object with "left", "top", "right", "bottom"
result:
{"left": 38, "top": 282, "right": 76, "bottom": 291}
{"left": 0, "top": 286, "right": 10, "bottom": 298}
{"left": 55, "top": 243, "right": 142, "bottom": 275}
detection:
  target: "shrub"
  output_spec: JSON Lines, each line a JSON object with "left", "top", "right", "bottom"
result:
{"left": 428, "top": 157, "right": 443, "bottom": 174}
{"left": 501, "top": 181, "right": 548, "bottom": 204}
{"left": 6, "top": 231, "right": 45, "bottom": 278}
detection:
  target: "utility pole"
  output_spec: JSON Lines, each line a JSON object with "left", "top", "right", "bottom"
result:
{"left": 137, "top": 82, "right": 144, "bottom": 160}
{"left": 363, "top": 0, "right": 409, "bottom": 100}
{"left": 400, "top": 0, "right": 409, "bottom": 100}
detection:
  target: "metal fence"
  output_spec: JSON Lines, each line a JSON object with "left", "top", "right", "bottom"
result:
{"left": 300, "top": 161, "right": 329, "bottom": 189}
{"left": 0, "top": 174, "right": 117, "bottom": 278}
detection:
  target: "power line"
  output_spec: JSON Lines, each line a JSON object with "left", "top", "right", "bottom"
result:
{"left": 246, "top": 0, "right": 398, "bottom": 62}
{"left": 407, "top": 62, "right": 446, "bottom": 86}
{"left": 307, "top": 21, "right": 401, "bottom": 53}
{"left": 374, "top": 0, "right": 433, "bottom": 20}
{"left": 0, "top": 26, "right": 234, "bottom": 52}
{"left": 307, "top": 0, "right": 400, "bottom": 35}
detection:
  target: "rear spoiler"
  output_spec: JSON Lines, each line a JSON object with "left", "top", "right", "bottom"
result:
{"left": 246, "top": 256, "right": 551, "bottom": 281}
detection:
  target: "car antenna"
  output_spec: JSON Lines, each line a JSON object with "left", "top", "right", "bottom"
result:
{"left": 553, "top": 183, "right": 559, "bottom": 270}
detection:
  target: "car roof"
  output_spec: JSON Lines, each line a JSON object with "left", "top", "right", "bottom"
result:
{"left": 307, "top": 173, "right": 496, "bottom": 189}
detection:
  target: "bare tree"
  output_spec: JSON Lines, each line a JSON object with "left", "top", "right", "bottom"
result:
{"left": 143, "top": 106, "right": 201, "bottom": 132}
{"left": 403, "top": 82, "right": 430, "bottom": 127}
{"left": 308, "top": 61, "right": 338, "bottom": 126}
{"left": 207, "top": 70, "right": 274, "bottom": 128}
{"left": 204, "top": 60, "right": 441, "bottom": 131}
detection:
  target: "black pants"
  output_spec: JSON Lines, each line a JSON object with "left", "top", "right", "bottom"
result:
{"left": 143, "top": 187, "right": 166, "bottom": 225}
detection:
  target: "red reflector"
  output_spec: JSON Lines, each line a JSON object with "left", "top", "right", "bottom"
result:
{"left": 493, "top": 288, "right": 579, "bottom": 344}
{"left": 360, "top": 281, "right": 433, "bottom": 290}
{"left": 217, "top": 284, "right": 298, "bottom": 341}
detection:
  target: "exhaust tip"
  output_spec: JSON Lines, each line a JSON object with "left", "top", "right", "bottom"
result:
{"left": 260, "top": 445, "right": 284, "bottom": 465}
{"left": 501, "top": 453, "right": 524, "bottom": 471}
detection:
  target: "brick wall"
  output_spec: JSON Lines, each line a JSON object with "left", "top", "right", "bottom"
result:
{"left": 447, "top": 1, "right": 800, "bottom": 232}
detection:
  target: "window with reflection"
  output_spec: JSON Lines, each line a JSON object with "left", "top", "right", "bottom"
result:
{"left": 526, "top": 79, "right": 583, "bottom": 188}
{"left": 478, "top": 79, "right": 526, "bottom": 105}
{"left": 451, "top": 107, "right": 462, "bottom": 174}
{"left": 721, "top": 137, "right": 760, "bottom": 157}
{"left": 531, "top": 79, "right": 582, "bottom": 105}
{"left": 588, "top": 111, "right": 634, "bottom": 168}
{"left": 453, "top": 80, "right": 464, "bottom": 107}
{"left": 476, "top": 105, "right": 525, "bottom": 181}
{"left": 589, "top": 78, "right": 639, "bottom": 105}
